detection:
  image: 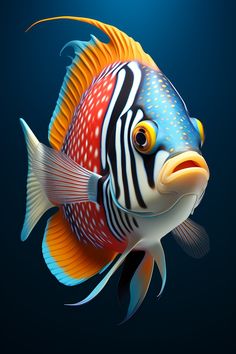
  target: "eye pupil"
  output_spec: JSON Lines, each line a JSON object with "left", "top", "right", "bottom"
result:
{"left": 132, "top": 120, "right": 158, "bottom": 154}
{"left": 136, "top": 131, "right": 147, "bottom": 146}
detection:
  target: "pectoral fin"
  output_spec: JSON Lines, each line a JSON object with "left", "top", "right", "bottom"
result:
{"left": 172, "top": 218, "right": 210, "bottom": 258}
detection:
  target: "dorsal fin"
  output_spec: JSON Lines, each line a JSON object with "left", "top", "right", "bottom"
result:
{"left": 26, "top": 16, "right": 159, "bottom": 150}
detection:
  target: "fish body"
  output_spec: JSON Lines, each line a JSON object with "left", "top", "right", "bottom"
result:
{"left": 20, "top": 17, "right": 210, "bottom": 321}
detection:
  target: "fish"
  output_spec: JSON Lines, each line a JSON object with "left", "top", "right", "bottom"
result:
{"left": 20, "top": 16, "right": 210, "bottom": 322}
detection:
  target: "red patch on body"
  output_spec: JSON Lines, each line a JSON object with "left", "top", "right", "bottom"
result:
{"left": 62, "top": 64, "right": 127, "bottom": 253}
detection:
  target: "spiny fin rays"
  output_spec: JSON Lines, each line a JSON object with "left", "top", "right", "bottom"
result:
{"left": 25, "top": 16, "right": 157, "bottom": 69}
{"left": 26, "top": 16, "right": 158, "bottom": 150}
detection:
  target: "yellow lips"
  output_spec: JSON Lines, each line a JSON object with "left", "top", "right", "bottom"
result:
{"left": 158, "top": 151, "right": 210, "bottom": 195}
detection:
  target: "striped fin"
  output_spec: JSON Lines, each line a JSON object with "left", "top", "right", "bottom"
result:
{"left": 31, "top": 133, "right": 101, "bottom": 205}
{"left": 118, "top": 251, "right": 154, "bottom": 323}
{"left": 20, "top": 119, "right": 101, "bottom": 240}
{"left": 42, "top": 209, "right": 117, "bottom": 286}
{"left": 26, "top": 16, "right": 158, "bottom": 150}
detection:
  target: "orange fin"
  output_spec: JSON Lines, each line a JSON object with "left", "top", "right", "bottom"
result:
{"left": 42, "top": 209, "right": 117, "bottom": 286}
{"left": 26, "top": 16, "right": 159, "bottom": 150}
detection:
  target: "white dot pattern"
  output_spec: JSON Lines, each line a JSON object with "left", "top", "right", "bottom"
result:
{"left": 61, "top": 63, "right": 127, "bottom": 252}
{"left": 137, "top": 66, "right": 200, "bottom": 153}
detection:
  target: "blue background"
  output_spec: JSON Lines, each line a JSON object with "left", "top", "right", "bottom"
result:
{"left": 2, "top": 0, "right": 235, "bottom": 353}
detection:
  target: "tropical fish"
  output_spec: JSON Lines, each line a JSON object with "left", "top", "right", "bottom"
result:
{"left": 20, "top": 16, "right": 210, "bottom": 322}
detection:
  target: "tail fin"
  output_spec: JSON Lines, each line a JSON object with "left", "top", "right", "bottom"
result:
{"left": 20, "top": 118, "right": 102, "bottom": 241}
{"left": 20, "top": 119, "right": 53, "bottom": 241}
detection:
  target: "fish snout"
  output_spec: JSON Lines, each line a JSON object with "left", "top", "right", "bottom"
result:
{"left": 158, "top": 151, "right": 209, "bottom": 195}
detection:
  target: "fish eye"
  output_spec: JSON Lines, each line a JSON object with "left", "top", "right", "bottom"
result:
{"left": 132, "top": 120, "right": 158, "bottom": 154}
{"left": 190, "top": 118, "right": 205, "bottom": 147}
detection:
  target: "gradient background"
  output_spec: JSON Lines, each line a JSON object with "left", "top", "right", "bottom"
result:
{"left": 1, "top": 1, "right": 235, "bottom": 353}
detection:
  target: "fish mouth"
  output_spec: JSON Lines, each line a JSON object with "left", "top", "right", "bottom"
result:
{"left": 158, "top": 151, "right": 209, "bottom": 194}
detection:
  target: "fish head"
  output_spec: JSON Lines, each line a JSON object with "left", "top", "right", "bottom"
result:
{"left": 107, "top": 63, "right": 209, "bottom": 216}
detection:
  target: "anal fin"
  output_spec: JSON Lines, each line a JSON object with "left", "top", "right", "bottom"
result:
{"left": 66, "top": 239, "right": 140, "bottom": 304}
{"left": 43, "top": 209, "right": 117, "bottom": 286}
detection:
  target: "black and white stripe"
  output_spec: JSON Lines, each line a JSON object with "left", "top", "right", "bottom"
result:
{"left": 101, "top": 61, "right": 141, "bottom": 171}
{"left": 92, "top": 61, "right": 126, "bottom": 86}
{"left": 101, "top": 61, "right": 159, "bottom": 214}
{"left": 102, "top": 178, "right": 138, "bottom": 242}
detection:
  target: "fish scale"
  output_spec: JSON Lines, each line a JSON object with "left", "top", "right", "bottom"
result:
{"left": 62, "top": 63, "right": 127, "bottom": 252}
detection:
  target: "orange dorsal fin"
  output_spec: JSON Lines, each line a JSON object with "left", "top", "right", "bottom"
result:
{"left": 42, "top": 209, "right": 117, "bottom": 286}
{"left": 26, "top": 16, "right": 159, "bottom": 150}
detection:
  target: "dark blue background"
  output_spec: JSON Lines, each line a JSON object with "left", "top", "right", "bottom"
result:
{"left": 2, "top": 1, "right": 235, "bottom": 353}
